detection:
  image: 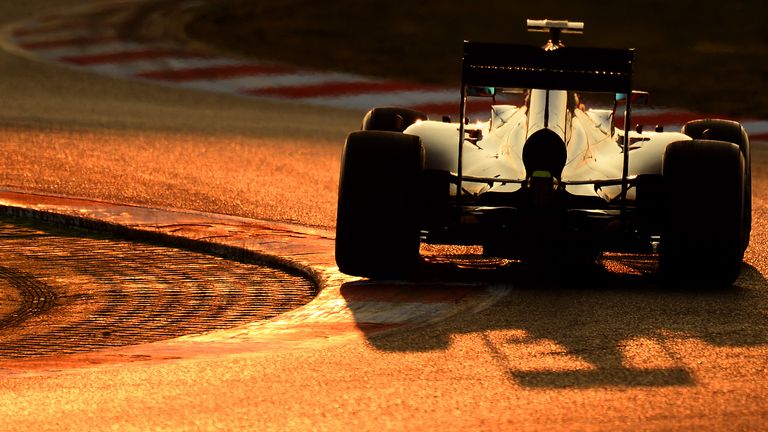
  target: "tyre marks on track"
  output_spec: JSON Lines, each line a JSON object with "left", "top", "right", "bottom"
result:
{"left": 0, "top": 266, "right": 56, "bottom": 330}
{"left": 0, "top": 217, "right": 317, "bottom": 359}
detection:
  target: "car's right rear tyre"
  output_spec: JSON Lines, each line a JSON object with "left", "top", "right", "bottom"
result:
{"left": 660, "top": 139, "right": 746, "bottom": 287}
{"left": 335, "top": 131, "right": 424, "bottom": 278}
{"left": 682, "top": 119, "right": 751, "bottom": 252}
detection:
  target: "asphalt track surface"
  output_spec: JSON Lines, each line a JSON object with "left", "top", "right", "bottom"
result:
{"left": 0, "top": 1, "right": 767, "bottom": 430}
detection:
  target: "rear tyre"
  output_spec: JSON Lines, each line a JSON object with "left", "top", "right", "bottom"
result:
{"left": 361, "top": 107, "right": 428, "bottom": 132}
{"left": 660, "top": 139, "right": 746, "bottom": 287}
{"left": 335, "top": 131, "right": 424, "bottom": 278}
{"left": 682, "top": 119, "right": 751, "bottom": 251}
{"left": 681, "top": 119, "right": 749, "bottom": 158}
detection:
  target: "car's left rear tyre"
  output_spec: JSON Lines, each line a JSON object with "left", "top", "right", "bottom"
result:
{"left": 335, "top": 131, "right": 424, "bottom": 278}
{"left": 660, "top": 139, "right": 746, "bottom": 287}
{"left": 361, "top": 107, "right": 428, "bottom": 132}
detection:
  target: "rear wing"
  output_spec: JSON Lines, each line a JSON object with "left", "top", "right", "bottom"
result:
{"left": 457, "top": 40, "right": 636, "bottom": 210}
{"left": 462, "top": 41, "right": 634, "bottom": 93}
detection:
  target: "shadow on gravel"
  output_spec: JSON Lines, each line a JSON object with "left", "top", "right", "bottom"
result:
{"left": 341, "top": 256, "right": 768, "bottom": 389}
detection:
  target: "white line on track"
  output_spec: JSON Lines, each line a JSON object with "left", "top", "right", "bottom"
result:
{"left": 22, "top": 41, "right": 150, "bottom": 58}
{"left": 166, "top": 72, "right": 380, "bottom": 93}
{"left": 85, "top": 57, "right": 243, "bottom": 76}
{"left": 300, "top": 89, "right": 460, "bottom": 110}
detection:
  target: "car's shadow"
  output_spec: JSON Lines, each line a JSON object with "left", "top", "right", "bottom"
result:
{"left": 340, "top": 253, "right": 768, "bottom": 388}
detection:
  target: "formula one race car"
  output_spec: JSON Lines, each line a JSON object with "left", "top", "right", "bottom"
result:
{"left": 336, "top": 19, "right": 751, "bottom": 287}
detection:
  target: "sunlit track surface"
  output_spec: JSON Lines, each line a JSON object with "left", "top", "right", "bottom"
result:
{"left": 0, "top": 216, "right": 316, "bottom": 359}
{"left": 0, "top": 0, "right": 766, "bottom": 428}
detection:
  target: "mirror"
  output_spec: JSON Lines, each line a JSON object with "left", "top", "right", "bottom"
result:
{"left": 615, "top": 90, "right": 650, "bottom": 105}
{"left": 467, "top": 86, "right": 496, "bottom": 97}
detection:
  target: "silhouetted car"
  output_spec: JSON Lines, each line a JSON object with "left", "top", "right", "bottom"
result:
{"left": 336, "top": 19, "right": 751, "bottom": 287}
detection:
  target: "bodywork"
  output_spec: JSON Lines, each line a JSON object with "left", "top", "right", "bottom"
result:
{"left": 406, "top": 28, "right": 694, "bottom": 257}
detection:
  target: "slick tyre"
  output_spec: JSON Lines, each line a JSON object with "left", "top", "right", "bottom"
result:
{"left": 660, "top": 139, "right": 746, "bottom": 287}
{"left": 361, "top": 107, "right": 428, "bottom": 132}
{"left": 335, "top": 131, "right": 424, "bottom": 278}
{"left": 682, "top": 119, "right": 751, "bottom": 251}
